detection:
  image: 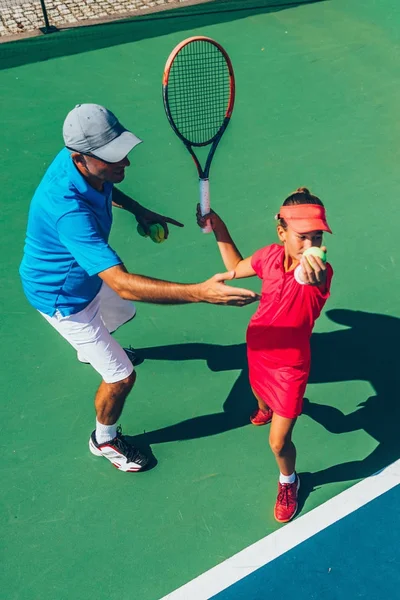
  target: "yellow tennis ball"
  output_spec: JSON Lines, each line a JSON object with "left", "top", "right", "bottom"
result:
{"left": 303, "top": 246, "right": 326, "bottom": 266}
{"left": 149, "top": 223, "right": 165, "bottom": 244}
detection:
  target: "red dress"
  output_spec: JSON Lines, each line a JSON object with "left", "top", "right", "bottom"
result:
{"left": 246, "top": 244, "right": 333, "bottom": 418}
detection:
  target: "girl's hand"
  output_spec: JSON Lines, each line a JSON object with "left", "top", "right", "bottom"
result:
{"left": 299, "top": 246, "right": 327, "bottom": 285}
{"left": 196, "top": 204, "right": 225, "bottom": 231}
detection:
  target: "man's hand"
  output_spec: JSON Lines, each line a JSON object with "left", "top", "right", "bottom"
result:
{"left": 196, "top": 271, "right": 260, "bottom": 306}
{"left": 112, "top": 188, "right": 184, "bottom": 239}
{"left": 136, "top": 206, "right": 183, "bottom": 240}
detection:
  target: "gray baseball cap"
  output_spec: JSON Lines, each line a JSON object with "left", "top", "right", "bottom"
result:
{"left": 63, "top": 103, "right": 142, "bottom": 163}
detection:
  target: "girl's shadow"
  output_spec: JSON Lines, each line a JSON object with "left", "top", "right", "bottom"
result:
{"left": 298, "top": 309, "right": 400, "bottom": 504}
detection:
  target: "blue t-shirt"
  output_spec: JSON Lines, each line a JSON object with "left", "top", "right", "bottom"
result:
{"left": 19, "top": 148, "right": 122, "bottom": 316}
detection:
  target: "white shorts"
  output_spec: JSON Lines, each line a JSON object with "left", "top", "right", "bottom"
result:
{"left": 40, "top": 283, "right": 136, "bottom": 384}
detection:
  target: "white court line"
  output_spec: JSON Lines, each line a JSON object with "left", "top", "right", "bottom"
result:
{"left": 161, "top": 459, "right": 400, "bottom": 600}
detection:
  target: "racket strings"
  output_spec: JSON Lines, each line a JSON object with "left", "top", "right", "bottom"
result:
{"left": 167, "top": 40, "right": 231, "bottom": 145}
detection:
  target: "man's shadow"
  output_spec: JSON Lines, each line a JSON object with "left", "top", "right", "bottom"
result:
{"left": 131, "top": 341, "right": 254, "bottom": 446}
{"left": 132, "top": 309, "right": 400, "bottom": 505}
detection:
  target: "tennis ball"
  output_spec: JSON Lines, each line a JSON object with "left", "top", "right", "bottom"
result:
{"left": 137, "top": 223, "right": 165, "bottom": 243}
{"left": 137, "top": 223, "right": 149, "bottom": 237}
{"left": 149, "top": 223, "right": 165, "bottom": 243}
{"left": 303, "top": 247, "right": 326, "bottom": 266}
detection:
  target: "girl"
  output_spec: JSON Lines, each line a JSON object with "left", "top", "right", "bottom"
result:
{"left": 197, "top": 188, "right": 333, "bottom": 522}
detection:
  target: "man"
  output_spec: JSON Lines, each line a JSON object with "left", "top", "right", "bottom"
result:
{"left": 19, "top": 103, "right": 258, "bottom": 473}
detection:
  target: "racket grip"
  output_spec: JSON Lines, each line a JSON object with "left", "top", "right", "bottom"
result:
{"left": 199, "top": 178, "right": 212, "bottom": 234}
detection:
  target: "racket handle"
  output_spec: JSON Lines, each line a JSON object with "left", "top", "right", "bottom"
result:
{"left": 199, "top": 178, "right": 212, "bottom": 234}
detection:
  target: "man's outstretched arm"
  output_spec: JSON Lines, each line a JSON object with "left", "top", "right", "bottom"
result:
{"left": 99, "top": 264, "right": 260, "bottom": 307}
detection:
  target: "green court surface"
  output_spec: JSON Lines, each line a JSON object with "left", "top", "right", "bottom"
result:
{"left": 1, "top": 1, "right": 400, "bottom": 598}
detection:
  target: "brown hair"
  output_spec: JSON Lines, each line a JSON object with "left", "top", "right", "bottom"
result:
{"left": 278, "top": 187, "right": 324, "bottom": 229}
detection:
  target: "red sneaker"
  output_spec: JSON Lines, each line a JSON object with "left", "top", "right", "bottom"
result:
{"left": 250, "top": 407, "right": 273, "bottom": 426}
{"left": 274, "top": 475, "right": 300, "bottom": 523}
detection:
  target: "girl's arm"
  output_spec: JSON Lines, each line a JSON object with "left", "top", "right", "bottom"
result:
{"left": 197, "top": 206, "right": 256, "bottom": 279}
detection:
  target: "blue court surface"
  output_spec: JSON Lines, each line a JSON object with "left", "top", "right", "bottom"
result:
{"left": 163, "top": 460, "right": 400, "bottom": 600}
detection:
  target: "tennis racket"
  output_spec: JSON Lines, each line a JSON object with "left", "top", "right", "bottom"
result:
{"left": 162, "top": 36, "right": 235, "bottom": 233}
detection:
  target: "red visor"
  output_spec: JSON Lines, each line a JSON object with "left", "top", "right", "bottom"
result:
{"left": 277, "top": 204, "right": 332, "bottom": 234}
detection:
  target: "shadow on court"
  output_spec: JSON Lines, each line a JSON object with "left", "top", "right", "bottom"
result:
{"left": 0, "top": 0, "right": 326, "bottom": 70}
{"left": 135, "top": 308, "right": 400, "bottom": 502}
{"left": 298, "top": 308, "right": 400, "bottom": 508}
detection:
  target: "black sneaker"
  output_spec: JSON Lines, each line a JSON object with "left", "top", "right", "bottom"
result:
{"left": 89, "top": 426, "right": 149, "bottom": 472}
{"left": 78, "top": 346, "right": 141, "bottom": 366}
{"left": 123, "top": 346, "right": 142, "bottom": 366}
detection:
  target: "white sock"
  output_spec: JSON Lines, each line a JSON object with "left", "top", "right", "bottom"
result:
{"left": 95, "top": 420, "right": 117, "bottom": 445}
{"left": 279, "top": 472, "right": 296, "bottom": 484}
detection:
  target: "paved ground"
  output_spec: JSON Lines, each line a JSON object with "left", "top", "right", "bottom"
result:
{"left": 0, "top": 0, "right": 190, "bottom": 38}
